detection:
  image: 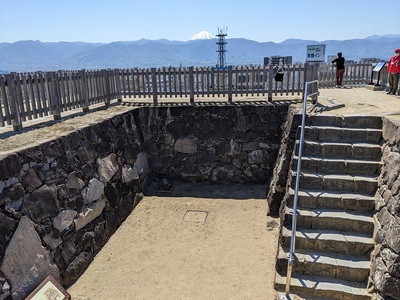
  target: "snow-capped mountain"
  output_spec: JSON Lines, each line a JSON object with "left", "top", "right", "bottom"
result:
{"left": 189, "top": 31, "right": 215, "bottom": 41}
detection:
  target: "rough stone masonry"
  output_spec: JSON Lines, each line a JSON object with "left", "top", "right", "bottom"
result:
{"left": 0, "top": 103, "right": 289, "bottom": 299}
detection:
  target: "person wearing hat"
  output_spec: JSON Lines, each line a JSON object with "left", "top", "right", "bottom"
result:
{"left": 332, "top": 52, "right": 345, "bottom": 88}
{"left": 387, "top": 48, "right": 400, "bottom": 95}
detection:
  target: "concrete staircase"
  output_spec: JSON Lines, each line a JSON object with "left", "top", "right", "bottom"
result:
{"left": 274, "top": 115, "right": 383, "bottom": 300}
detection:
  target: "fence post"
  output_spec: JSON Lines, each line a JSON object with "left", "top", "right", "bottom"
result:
{"left": 188, "top": 66, "right": 195, "bottom": 104}
{"left": 302, "top": 63, "right": 309, "bottom": 101}
{"left": 228, "top": 66, "right": 233, "bottom": 103}
{"left": 268, "top": 66, "right": 273, "bottom": 101}
{"left": 6, "top": 74, "right": 23, "bottom": 131}
{"left": 49, "top": 72, "right": 61, "bottom": 120}
{"left": 312, "top": 63, "right": 320, "bottom": 103}
{"left": 104, "top": 69, "right": 111, "bottom": 107}
{"left": 151, "top": 68, "right": 158, "bottom": 106}
{"left": 79, "top": 70, "right": 90, "bottom": 113}
{"left": 116, "top": 69, "right": 122, "bottom": 102}
{"left": 303, "top": 63, "right": 319, "bottom": 104}
{"left": 0, "top": 75, "right": 8, "bottom": 126}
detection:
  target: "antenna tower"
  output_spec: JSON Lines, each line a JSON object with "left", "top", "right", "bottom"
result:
{"left": 216, "top": 27, "right": 228, "bottom": 68}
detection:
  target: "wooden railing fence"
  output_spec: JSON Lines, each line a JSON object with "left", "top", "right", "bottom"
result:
{"left": 119, "top": 64, "right": 309, "bottom": 102}
{"left": 0, "top": 69, "right": 121, "bottom": 130}
{"left": 0, "top": 63, "right": 374, "bottom": 131}
{"left": 318, "top": 63, "right": 374, "bottom": 87}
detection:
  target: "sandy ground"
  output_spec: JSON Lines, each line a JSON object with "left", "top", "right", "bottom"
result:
{"left": 317, "top": 86, "right": 400, "bottom": 120}
{"left": 67, "top": 182, "right": 280, "bottom": 300}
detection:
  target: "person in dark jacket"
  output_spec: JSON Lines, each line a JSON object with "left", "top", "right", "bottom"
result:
{"left": 332, "top": 52, "right": 345, "bottom": 87}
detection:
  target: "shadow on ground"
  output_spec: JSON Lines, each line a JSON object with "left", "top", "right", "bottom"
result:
{"left": 145, "top": 180, "right": 269, "bottom": 200}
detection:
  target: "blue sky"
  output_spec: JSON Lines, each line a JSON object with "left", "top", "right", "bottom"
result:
{"left": 1, "top": 0, "right": 398, "bottom": 43}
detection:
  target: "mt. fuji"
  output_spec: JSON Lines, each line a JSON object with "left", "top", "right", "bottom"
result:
{"left": 189, "top": 31, "right": 215, "bottom": 41}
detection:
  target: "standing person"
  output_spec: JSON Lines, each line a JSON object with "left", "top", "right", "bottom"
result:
{"left": 332, "top": 52, "right": 345, "bottom": 87}
{"left": 387, "top": 48, "right": 400, "bottom": 95}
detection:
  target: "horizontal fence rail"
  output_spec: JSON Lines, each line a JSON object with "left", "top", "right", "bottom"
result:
{"left": 119, "top": 65, "right": 307, "bottom": 101}
{"left": 0, "top": 63, "right": 374, "bottom": 130}
{"left": 318, "top": 63, "right": 374, "bottom": 87}
{"left": 0, "top": 70, "right": 121, "bottom": 130}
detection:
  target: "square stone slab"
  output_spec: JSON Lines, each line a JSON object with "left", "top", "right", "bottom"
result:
{"left": 182, "top": 210, "right": 208, "bottom": 223}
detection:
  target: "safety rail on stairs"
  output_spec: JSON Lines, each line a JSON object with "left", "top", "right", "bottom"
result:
{"left": 282, "top": 80, "right": 319, "bottom": 299}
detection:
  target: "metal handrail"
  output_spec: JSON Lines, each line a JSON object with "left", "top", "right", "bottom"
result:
{"left": 283, "top": 80, "right": 318, "bottom": 299}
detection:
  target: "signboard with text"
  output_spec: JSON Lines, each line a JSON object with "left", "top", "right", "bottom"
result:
{"left": 306, "top": 44, "right": 326, "bottom": 62}
{"left": 372, "top": 61, "right": 386, "bottom": 72}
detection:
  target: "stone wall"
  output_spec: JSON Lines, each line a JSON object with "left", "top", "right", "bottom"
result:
{"left": 266, "top": 108, "right": 301, "bottom": 215}
{"left": 138, "top": 104, "right": 288, "bottom": 184}
{"left": 371, "top": 117, "right": 400, "bottom": 300}
{"left": 0, "top": 112, "right": 151, "bottom": 299}
{"left": 0, "top": 103, "right": 289, "bottom": 299}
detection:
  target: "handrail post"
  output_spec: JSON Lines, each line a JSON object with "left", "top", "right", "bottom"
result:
{"left": 283, "top": 80, "right": 318, "bottom": 298}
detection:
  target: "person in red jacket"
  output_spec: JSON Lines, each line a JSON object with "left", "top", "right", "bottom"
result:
{"left": 387, "top": 48, "right": 400, "bottom": 95}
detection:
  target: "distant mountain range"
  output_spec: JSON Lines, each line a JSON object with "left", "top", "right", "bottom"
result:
{"left": 0, "top": 34, "right": 399, "bottom": 73}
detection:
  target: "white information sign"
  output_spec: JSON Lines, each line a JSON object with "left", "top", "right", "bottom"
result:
{"left": 306, "top": 44, "right": 326, "bottom": 62}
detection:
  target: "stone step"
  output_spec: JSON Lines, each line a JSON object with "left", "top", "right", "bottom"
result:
{"left": 308, "top": 115, "right": 382, "bottom": 130}
{"left": 291, "top": 172, "right": 378, "bottom": 195}
{"left": 283, "top": 207, "right": 374, "bottom": 234}
{"left": 276, "top": 246, "right": 370, "bottom": 283}
{"left": 296, "top": 140, "right": 382, "bottom": 160}
{"left": 287, "top": 189, "right": 375, "bottom": 211}
{"left": 275, "top": 272, "right": 372, "bottom": 300}
{"left": 301, "top": 126, "right": 382, "bottom": 143}
{"left": 281, "top": 226, "right": 374, "bottom": 256}
{"left": 293, "top": 156, "right": 382, "bottom": 175}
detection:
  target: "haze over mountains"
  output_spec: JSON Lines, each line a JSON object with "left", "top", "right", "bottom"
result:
{"left": 0, "top": 33, "right": 399, "bottom": 73}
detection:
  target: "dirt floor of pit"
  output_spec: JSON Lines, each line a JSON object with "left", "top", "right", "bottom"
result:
{"left": 67, "top": 181, "right": 280, "bottom": 300}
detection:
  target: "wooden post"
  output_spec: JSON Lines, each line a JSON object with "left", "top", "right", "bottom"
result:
{"left": 151, "top": 68, "right": 158, "bottom": 106}
{"left": 302, "top": 62, "right": 319, "bottom": 103}
{"left": 189, "top": 66, "right": 194, "bottom": 104}
{"left": 104, "top": 69, "right": 111, "bottom": 107}
{"left": 302, "top": 63, "right": 309, "bottom": 101}
{"left": 21, "top": 74, "right": 32, "bottom": 120}
{"left": 162, "top": 67, "right": 167, "bottom": 98}
{"left": 0, "top": 75, "right": 9, "bottom": 126}
{"left": 49, "top": 72, "right": 61, "bottom": 120}
{"left": 79, "top": 70, "right": 90, "bottom": 112}
{"left": 6, "top": 74, "right": 23, "bottom": 131}
{"left": 312, "top": 63, "right": 320, "bottom": 104}
{"left": 116, "top": 69, "right": 122, "bottom": 102}
{"left": 228, "top": 66, "right": 233, "bottom": 103}
{"left": 268, "top": 65, "right": 273, "bottom": 101}
{"left": 12, "top": 73, "right": 26, "bottom": 122}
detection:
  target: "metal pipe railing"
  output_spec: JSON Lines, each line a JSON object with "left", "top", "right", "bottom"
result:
{"left": 283, "top": 80, "right": 319, "bottom": 298}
